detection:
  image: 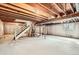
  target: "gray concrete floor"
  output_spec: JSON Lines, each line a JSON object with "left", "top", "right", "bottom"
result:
{"left": 0, "top": 35, "right": 79, "bottom": 55}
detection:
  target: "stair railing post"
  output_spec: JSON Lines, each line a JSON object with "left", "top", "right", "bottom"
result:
{"left": 14, "top": 25, "right": 17, "bottom": 40}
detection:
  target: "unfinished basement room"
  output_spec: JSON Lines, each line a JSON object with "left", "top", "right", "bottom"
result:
{"left": 0, "top": 3, "right": 79, "bottom": 55}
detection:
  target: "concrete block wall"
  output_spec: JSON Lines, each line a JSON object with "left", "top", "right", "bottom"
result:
{"left": 46, "top": 22, "right": 79, "bottom": 38}
{"left": 35, "top": 22, "right": 79, "bottom": 38}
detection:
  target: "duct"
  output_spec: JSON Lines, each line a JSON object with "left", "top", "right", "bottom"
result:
{"left": 75, "top": 3, "right": 79, "bottom": 12}
{"left": 38, "top": 17, "right": 79, "bottom": 25}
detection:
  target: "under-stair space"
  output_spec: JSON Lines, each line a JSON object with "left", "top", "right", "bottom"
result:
{"left": 0, "top": 20, "right": 32, "bottom": 44}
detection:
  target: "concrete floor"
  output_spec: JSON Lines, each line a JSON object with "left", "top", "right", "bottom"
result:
{"left": 0, "top": 35, "right": 79, "bottom": 55}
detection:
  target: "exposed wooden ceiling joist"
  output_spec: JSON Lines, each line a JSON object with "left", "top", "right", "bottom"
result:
{"left": 53, "top": 3, "right": 66, "bottom": 15}
{"left": 0, "top": 5, "right": 46, "bottom": 22}
{"left": 65, "top": 3, "right": 74, "bottom": 14}
{"left": 0, "top": 3, "right": 77, "bottom": 23}
{"left": 26, "top": 3, "right": 56, "bottom": 18}
{"left": 0, "top": 15, "right": 26, "bottom": 23}
{"left": 38, "top": 3, "right": 59, "bottom": 17}
{"left": 0, "top": 4, "right": 47, "bottom": 21}
{"left": 7, "top": 3, "right": 48, "bottom": 19}
{"left": 68, "top": 3, "right": 75, "bottom": 13}
{"left": 0, "top": 4, "right": 37, "bottom": 18}
{"left": 4, "top": 21, "right": 25, "bottom": 23}
{"left": 0, "top": 9, "right": 38, "bottom": 22}
{"left": 0, "top": 5, "right": 38, "bottom": 20}
{"left": 37, "top": 12, "right": 79, "bottom": 24}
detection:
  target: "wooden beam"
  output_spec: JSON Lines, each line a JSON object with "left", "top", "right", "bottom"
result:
{"left": 0, "top": 4, "right": 38, "bottom": 20}
{"left": 0, "top": 9, "right": 38, "bottom": 22}
{"left": 38, "top": 3, "right": 59, "bottom": 17}
{"left": 0, "top": 15, "right": 26, "bottom": 23}
{"left": 24, "top": 3, "right": 51, "bottom": 18}
{"left": 0, "top": 4, "right": 46, "bottom": 21}
{"left": 53, "top": 3, "right": 66, "bottom": 15}
{"left": 3, "top": 21, "right": 25, "bottom": 23}
{"left": 25, "top": 3, "right": 55, "bottom": 18}
{"left": 38, "top": 12, "right": 79, "bottom": 24}
{"left": 69, "top": 3, "right": 74, "bottom": 13}
{"left": 0, "top": 16, "right": 15, "bottom": 22}
{"left": 0, "top": 5, "right": 45, "bottom": 22}
{"left": 7, "top": 3, "right": 48, "bottom": 19}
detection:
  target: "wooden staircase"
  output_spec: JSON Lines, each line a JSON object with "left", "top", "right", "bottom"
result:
{"left": 14, "top": 24, "right": 31, "bottom": 40}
